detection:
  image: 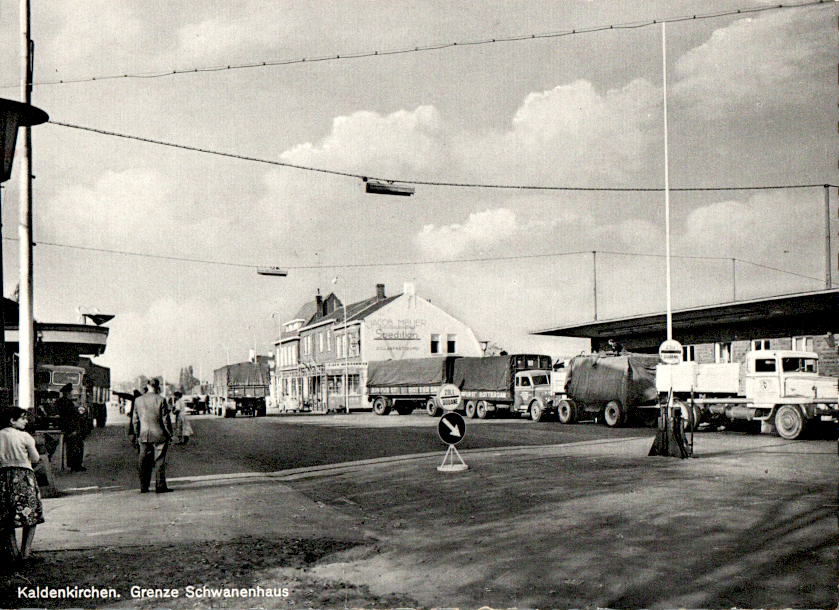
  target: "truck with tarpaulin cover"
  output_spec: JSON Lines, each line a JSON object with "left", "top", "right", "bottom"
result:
{"left": 366, "top": 353, "right": 553, "bottom": 420}
{"left": 552, "top": 353, "right": 661, "bottom": 427}
{"left": 213, "top": 361, "right": 269, "bottom": 417}
{"left": 454, "top": 354, "right": 553, "bottom": 421}
{"left": 366, "top": 356, "right": 460, "bottom": 416}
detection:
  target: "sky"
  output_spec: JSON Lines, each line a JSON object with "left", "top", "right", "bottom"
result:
{"left": 0, "top": 0, "right": 836, "bottom": 384}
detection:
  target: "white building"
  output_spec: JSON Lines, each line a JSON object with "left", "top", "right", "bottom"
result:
{"left": 272, "top": 282, "right": 482, "bottom": 412}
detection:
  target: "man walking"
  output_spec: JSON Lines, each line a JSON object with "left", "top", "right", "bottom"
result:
{"left": 128, "top": 379, "right": 173, "bottom": 493}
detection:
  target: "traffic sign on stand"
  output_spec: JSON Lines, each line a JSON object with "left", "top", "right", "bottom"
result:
{"left": 659, "top": 339, "right": 683, "bottom": 365}
{"left": 436, "top": 383, "right": 462, "bottom": 412}
{"left": 437, "top": 412, "right": 468, "bottom": 472}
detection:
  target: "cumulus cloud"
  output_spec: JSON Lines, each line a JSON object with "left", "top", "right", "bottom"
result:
{"left": 673, "top": 10, "right": 834, "bottom": 114}
{"left": 416, "top": 208, "right": 518, "bottom": 258}
{"left": 457, "top": 79, "right": 660, "bottom": 185}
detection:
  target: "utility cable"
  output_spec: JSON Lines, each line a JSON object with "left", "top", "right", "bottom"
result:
{"left": 3, "top": 235, "right": 825, "bottom": 283}
{"left": 47, "top": 121, "right": 837, "bottom": 193}
{"left": 1, "top": 0, "right": 832, "bottom": 89}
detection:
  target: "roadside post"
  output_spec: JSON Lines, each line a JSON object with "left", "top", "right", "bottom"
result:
{"left": 649, "top": 339, "right": 691, "bottom": 458}
{"left": 437, "top": 411, "right": 468, "bottom": 472}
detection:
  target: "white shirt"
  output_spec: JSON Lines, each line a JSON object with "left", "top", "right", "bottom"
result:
{"left": 0, "top": 427, "right": 40, "bottom": 470}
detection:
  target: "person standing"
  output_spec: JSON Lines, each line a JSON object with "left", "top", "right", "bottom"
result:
{"left": 56, "top": 383, "right": 88, "bottom": 472}
{"left": 171, "top": 392, "right": 193, "bottom": 445}
{"left": 129, "top": 379, "right": 173, "bottom": 493}
{"left": 0, "top": 408, "right": 45, "bottom": 562}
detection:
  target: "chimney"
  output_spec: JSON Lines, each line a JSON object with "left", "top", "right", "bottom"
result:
{"left": 315, "top": 290, "right": 323, "bottom": 312}
{"left": 376, "top": 283, "right": 386, "bottom": 300}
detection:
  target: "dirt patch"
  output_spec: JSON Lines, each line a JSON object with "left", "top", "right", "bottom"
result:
{"left": 0, "top": 536, "right": 417, "bottom": 609}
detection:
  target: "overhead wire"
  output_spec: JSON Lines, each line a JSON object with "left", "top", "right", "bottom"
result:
{"left": 47, "top": 121, "right": 837, "bottom": 193}
{"left": 0, "top": 0, "right": 832, "bottom": 89}
{"left": 2, "top": 235, "right": 825, "bottom": 283}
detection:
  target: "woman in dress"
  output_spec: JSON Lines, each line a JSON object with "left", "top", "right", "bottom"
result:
{"left": 0, "top": 407, "right": 45, "bottom": 562}
{"left": 171, "top": 392, "right": 194, "bottom": 445}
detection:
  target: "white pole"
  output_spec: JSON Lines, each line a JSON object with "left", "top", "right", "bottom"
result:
{"left": 344, "top": 302, "right": 349, "bottom": 414}
{"left": 662, "top": 22, "right": 673, "bottom": 341}
{"left": 18, "top": 0, "right": 34, "bottom": 410}
{"left": 825, "top": 185, "right": 832, "bottom": 288}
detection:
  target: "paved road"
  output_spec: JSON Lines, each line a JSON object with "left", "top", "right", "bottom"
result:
{"left": 58, "top": 410, "right": 657, "bottom": 491}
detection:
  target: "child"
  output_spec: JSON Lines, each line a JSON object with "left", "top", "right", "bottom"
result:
{"left": 0, "top": 408, "right": 45, "bottom": 562}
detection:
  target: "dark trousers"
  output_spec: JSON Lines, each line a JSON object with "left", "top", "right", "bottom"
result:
{"left": 138, "top": 441, "right": 169, "bottom": 491}
{"left": 65, "top": 434, "right": 85, "bottom": 471}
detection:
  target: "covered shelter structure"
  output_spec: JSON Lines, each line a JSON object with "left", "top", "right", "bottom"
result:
{"left": 533, "top": 288, "right": 839, "bottom": 377}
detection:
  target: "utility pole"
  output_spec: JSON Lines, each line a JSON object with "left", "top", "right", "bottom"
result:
{"left": 18, "top": 0, "right": 35, "bottom": 410}
{"left": 592, "top": 251, "right": 598, "bottom": 321}
{"left": 825, "top": 185, "right": 832, "bottom": 288}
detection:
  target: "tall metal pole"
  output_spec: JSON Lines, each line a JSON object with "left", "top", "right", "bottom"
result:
{"left": 343, "top": 301, "right": 349, "bottom": 414}
{"left": 662, "top": 22, "right": 673, "bottom": 341}
{"left": 592, "top": 250, "right": 598, "bottom": 321}
{"left": 824, "top": 185, "right": 832, "bottom": 288}
{"left": 0, "top": 186, "right": 6, "bottom": 406}
{"left": 18, "top": 0, "right": 35, "bottom": 410}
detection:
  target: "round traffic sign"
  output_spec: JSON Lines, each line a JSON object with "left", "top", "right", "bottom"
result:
{"left": 436, "top": 383, "right": 462, "bottom": 411}
{"left": 438, "top": 411, "right": 466, "bottom": 445}
{"left": 659, "top": 339, "right": 683, "bottom": 365}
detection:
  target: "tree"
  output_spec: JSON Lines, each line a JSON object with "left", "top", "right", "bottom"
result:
{"left": 483, "top": 341, "right": 506, "bottom": 356}
{"left": 178, "top": 366, "right": 200, "bottom": 393}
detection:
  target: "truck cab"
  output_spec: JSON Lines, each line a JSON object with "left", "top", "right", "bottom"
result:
{"left": 514, "top": 370, "right": 553, "bottom": 421}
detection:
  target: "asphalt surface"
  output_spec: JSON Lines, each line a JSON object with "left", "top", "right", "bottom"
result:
{"left": 55, "top": 409, "right": 657, "bottom": 492}
{"left": 1, "top": 408, "right": 835, "bottom": 609}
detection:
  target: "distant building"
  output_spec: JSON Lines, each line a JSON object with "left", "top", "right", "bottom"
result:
{"left": 272, "top": 282, "right": 482, "bottom": 412}
{"left": 532, "top": 288, "right": 839, "bottom": 377}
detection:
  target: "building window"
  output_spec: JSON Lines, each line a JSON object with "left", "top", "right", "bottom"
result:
{"left": 682, "top": 345, "right": 696, "bottom": 362}
{"left": 715, "top": 342, "right": 732, "bottom": 363}
{"left": 751, "top": 339, "right": 771, "bottom": 351}
{"left": 791, "top": 336, "right": 813, "bottom": 352}
{"left": 327, "top": 331, "right": 332, "bottom": 351}
{"left": 349, "top": 333, "right": 359, "bottom": 357}
{"left": 430, "top": 334, "right": 440, "bottom": 354}
{"left": 446, "top": 334, "right": 457, "bottom": 354}
{"left": 319, "top": 332, "right": 324, "bottom": 353}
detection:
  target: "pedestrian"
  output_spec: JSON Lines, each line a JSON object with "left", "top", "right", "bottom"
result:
{"left": 171, "top": 392, "right": 194, "bottom": 445}
{"left": 56, "top": 383, "right": 88, "bottom": 472}
{"left": 128, "top": 378, "right": 174, "bottom": 493}
{"left": 0, "top": 407, "right": 45, "bottom": 563}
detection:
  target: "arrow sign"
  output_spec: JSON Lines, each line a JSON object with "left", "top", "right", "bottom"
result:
{"left": 438, "top": 412, "right": 466, "bottom": 445}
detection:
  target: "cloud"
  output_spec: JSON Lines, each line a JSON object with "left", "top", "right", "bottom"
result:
{"left": 456, "top": 79, "right": 660, "bottom": 185}
{"left": 673, "top": 10, "right": 834, "bottom": 114}
{"left": 416, "top": 208, "right": 518, "bottom": 258}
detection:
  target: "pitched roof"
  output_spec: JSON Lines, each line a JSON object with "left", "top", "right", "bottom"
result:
{"left": 307, "top": 293, "right": 402, "bottom": 328}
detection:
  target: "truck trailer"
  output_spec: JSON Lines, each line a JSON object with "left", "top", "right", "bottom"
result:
{"left": 552, "top": 353, "right": 661, "bottom": 427}
{"left": 366, "top": 353, "right": 553, "bottom": 420}
{"left": 213, "top": 361, "right": 270, "bottom": 418}
{"left": 656, "top": 349, "right": 839, "bottom": 440}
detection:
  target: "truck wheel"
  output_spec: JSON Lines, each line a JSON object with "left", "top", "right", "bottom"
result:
{"left": 774, "top": 404, "right": 806, "bottom": 440}
{"left": 529, "top": 401, "right": 546, "bottom": 422}
{"left": 372, "top": 397, "right": 391, "bottom": 416}
{"left": 395, "top": 404, "right": 413, "bottom": 415}
{"left": 557, "top": 399, "right": 577, "bottom": 424}
{"left": 476, "top": 401, "right": 490, "bottom": 419}
{"left": 465, "top": 401, "right": 477, "bottom": 419}
{"left": 426, "top": 398, "right": 441, "bottom": 417}
{"left": 603, "top": 400, "right": 625, "bottom": 427}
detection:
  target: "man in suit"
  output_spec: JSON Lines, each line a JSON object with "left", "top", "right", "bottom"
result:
{"left": 128, "top": 378, "right": 173, "bottom": 493}
{"left": 56, "top": 383, "right": 88, "bottom": 472}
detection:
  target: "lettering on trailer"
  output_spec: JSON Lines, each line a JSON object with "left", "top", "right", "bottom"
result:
{"left": 437, "top": 383, "right": 462, "bottom": 411}
{"left": 438, "top": 411, "right": 466, "bottom": 445}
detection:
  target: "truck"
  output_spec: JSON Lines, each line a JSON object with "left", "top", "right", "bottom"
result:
{"left": 552, "top": 353, "right": 661, "bottom": 427}
{"left": 366, "top": 353, "right": 553, "bottom": 420}
{"left": 79, "top": 358, "right": 111, "bottom": 428}
{"left": 212, "top": 361, "right": 270, "bottom": 418}
{"left": 656, "top": 349, "right": 839, "bottom": 440}
{"left": 455, "top": 354, "right": 553, "bottom": 421}
{"left": 366, "top": 356, "right": 460, "bottom": 416}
